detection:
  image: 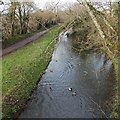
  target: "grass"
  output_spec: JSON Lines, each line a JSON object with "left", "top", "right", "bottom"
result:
{"left": 2, "top": 25, "right": 63, "bottom": 118}
{"left": 110, "top": 57, "right": 120, "bottom": 118}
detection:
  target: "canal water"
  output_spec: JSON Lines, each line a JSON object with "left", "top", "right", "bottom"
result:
{"left": 19, "top": 31, "right": 116, "bottom": 118}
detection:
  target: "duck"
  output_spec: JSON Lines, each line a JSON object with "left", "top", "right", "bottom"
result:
{"left": 49, "top": 87, "right": 52, "bottom": 91}
{"left": 83, "top": 71, "right": 88, "bottom": 74}
{"left": 72, "top": 92, "right": 77, "bottom": 96}
{"left": 68, "top": 88, "right": 72, "bottom": 91}
{"left": 50, "top": 70, "right": 53, "bottom": 72}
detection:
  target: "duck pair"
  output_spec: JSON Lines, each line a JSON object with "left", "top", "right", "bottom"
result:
{"left": 68, "top": 88, "right": 77, "bottom": 96}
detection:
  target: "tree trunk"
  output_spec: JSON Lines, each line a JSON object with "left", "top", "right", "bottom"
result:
{"left": 83, "top": 1, "right": 106, "bottom": 40}
{"left": 18, "top": 5, "right": 23, "bottom": 34}
{"left": 11, "top": 2, "right": 16, "bottom": 37}
{"left": 77, "top": 0, "right": 114, "bottom": 58}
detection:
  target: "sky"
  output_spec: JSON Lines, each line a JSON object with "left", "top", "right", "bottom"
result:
{"left": 34, "top": 0, "right": 77, "bottom": 9}
{"left": 33, "top": 0, "right": 116, "bottom": 9}
{"left": 1, "top": 0, "right": 77, "bottom": 11}
{"left": 1, "top": 0, "right": 116, "bottom": 11}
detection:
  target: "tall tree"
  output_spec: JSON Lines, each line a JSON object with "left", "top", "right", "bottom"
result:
{"left": 9, "top": 1, "right": 17, "bottom": 36}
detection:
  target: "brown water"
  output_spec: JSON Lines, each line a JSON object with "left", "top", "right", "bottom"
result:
{"left": 19, "top": 31, "right": 116, "bottom": 118}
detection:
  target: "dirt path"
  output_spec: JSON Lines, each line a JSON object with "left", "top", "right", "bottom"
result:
{"left": 1, "top": 25, "right": 59, "bottom": 57}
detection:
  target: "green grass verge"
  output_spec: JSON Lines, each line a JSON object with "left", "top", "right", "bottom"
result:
{"left": 110, "top": 57, "right": 120, "bottom": 118}
{"left": 2, "top": 25, "right": 63, "bottom": 118}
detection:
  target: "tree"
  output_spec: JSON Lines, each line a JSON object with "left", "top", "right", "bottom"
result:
{"left": 16, "top": 2, "right": 36, "bottom": 34}
{"left": 9, "top": 1, "right": 17, "bottom": 36}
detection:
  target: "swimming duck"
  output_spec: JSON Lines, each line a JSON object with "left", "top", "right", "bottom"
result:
{"left": 49, "top": 87, "right": 52, "bottom": 91}
{"left": 72, "top": 92, "right": 77, "bottom": 96}
{"left": 68, "top": 88, "right": 72, "bottom": 91}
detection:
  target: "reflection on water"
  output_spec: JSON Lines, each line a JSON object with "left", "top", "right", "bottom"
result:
{"left": 19, "top": 32, "right": 116, "bottom": 118}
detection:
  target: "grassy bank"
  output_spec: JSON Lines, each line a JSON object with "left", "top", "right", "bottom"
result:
{"left": 110, "top": 57, "right": 120, "bottom": 118}
{"left": 2, "top": 25, "right": 63, "bottom": 119}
